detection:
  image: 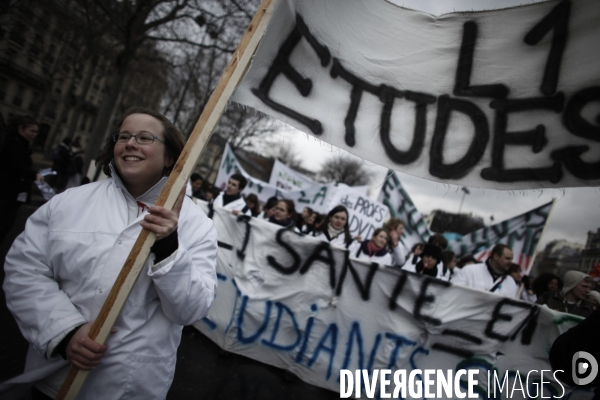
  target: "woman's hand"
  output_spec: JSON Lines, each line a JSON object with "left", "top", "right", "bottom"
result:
{"left": 66, "top": 322, "right": 116, "bottom": 370}
{"left": 35, "top": 173, "right": 44, "bottom": 183}
{"left": 388, "top": 230, "right": 400, "bottom": 247}
{"left": 141, "top": 186, "right": 185, "bottom": 240}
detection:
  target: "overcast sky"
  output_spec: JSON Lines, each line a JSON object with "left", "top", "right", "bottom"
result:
{"left": 271, "top": 0, "right": 600, "bottom": 250}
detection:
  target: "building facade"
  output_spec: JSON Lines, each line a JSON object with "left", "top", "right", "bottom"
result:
{"left": 581, "top": 228, "right": 600, "bottom": 275}
{"left": 0, "top": 0, "right": 167, "bottom": 155}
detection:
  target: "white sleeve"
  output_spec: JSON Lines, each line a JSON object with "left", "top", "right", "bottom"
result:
{"left": 3, "top": 202, "right": 86, "bottom": 357}
{"left": 391, "top": 244, "right": 406, "bottom": 267}
{"left": 450, "top": 267, "right": 468, "bottom": 286}
{"left": 148, "top": 200, "right": 218, "bottom": 326}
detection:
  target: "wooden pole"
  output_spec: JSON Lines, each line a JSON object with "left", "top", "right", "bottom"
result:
{"left": 56, "top": 1, "right": 276, "bottom": 398}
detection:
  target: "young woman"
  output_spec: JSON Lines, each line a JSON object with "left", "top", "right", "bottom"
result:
{"left": 405, "top": 242, "right": 425, "bottom": 266}
{"left": 258, "top": 196, "right": 279, "bottom": 220}
{"left": 0, "top": 115, "right": 44, "bottom": 245}
{"left": 382, "top": 218, "right": 406, "bottom": 267}
{"left": 531, "top": 273, "right": 562, "bottom": 298}
{"left": 268, "top": 199, "right": 297, "bottom": 229}
{"left": 3, "top": 108, "right": 218, "bottom": 399}
{"left": 313, "top": 205, "right": 353, "bottom": 249}
{"left": 350, "top": 228, "right": 393, "bottom": 266}
{"left": 437, "top": 250, "right": 458, "bottom": 281}
{"left": 242, "top": 193, "right": 261, "bottom": 217}
{"left": 402, "top": 244, "right": 442, "bottom": 277}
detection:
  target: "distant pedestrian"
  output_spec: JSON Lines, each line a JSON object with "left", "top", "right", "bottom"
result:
{"left": 65, "top": 149, "right": 85, "bottom": 190}
{"left": 190, "top": 173, "right": 206, "bottom": 200}
{"left": 51, "top": 137, "right": 73, "bottom": 192}
{"left": 0, "top": 115, "right": 44, "bottom": 245}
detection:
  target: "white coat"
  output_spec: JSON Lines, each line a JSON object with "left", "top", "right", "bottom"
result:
{"left": 349, "top": 241, "right": 393, "bottom": 266}
{"left": 451, "top": 262, "right": 519, "bottom": 298}
{"left": 3, "top": 173, "right": 217, "bottom": 399}
{"left": 211, "top": 192, "right": 251, "bottom": 215}
{"left": 313, "top": 231, "right": 353, "bottom": 249}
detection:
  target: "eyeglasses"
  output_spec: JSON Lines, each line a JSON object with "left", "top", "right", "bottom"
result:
{"left": 113, "top": 132, "right": 165, "bottom": 145}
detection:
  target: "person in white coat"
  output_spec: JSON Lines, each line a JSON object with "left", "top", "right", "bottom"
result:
{"left": 3, "top": 108, "right": 218, "bottom": 399}
{"left": 402, "top": 244, "right": 442, "bottom": 278}
{"left": 210, "top": 173, "right": 251, "bottom": 217}
{"left": 350, "top": 228, "right": 392, "bottom": 266}
{"left": 382, "top": 218, "right": 407, "bottom": 268}
{"left": 452, "top": 244, "right": 518, "bottom": 298}
{"left": 312, "top": 205, "right": 354, "bottom": 249}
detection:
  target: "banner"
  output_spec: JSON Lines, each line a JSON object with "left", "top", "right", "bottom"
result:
{"left": 330, "top": 184, "right": 389, "bottom": 239}
{"left": 448, "top": 201, "right": 554, "bottom": 271}
{"left": 231, "top": 0, "right": 600, "bottom": 190}
{"left": 193, "top": 203, "right": 592, "bottom": 399}
{"left": 269, "top": 159, "right": 319, "bottom": 190}
{"left": 378, "top": 170, "right": 432, "bottom": 252}
{"left": 213, "top": 143, "right": 337, "bottom": 214}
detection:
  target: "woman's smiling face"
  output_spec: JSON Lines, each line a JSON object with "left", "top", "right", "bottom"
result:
{"left": 114, "top": 113, "right": 173, "bottom": 197}
{"left": 372, "top": 230, "right": 388, "bottom": 248}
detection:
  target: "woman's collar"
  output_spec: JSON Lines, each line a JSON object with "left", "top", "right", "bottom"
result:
{"left": 109, "top": 161, "right": 167, "bottom": 204}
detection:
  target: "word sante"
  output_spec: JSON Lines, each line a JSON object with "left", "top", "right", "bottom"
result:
{"left": 340, "top": 369, "right": 566, "bottom": 399}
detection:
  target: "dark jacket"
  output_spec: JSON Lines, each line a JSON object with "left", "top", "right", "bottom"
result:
{"left": 0, "top": 131, "right": 36, "bottom": 202}
{"left": 537, "top": 291, "right": 593, "bottom": 318}
{"left": 550, "top": 308, "right": 600, "bottom": 388}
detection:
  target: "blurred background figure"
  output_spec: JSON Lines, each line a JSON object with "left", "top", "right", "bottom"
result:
{"left": 51, "top": 137, "right": 73, "bottom": 192}
{"left": 0, "top": 115, "right": 44, "bottom": 245}
{"left": 243, "top": 194, "right": 261, "bottom": 217}
{"left": 531, "top": 272, "right": 562, "bottom": 299}
{"left": 190, "top": 173, "right": 206, "bottom": 200}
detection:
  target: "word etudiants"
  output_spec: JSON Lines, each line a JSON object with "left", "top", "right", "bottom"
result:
{"left": 340, "top": 369, "right": 566, "bottom": 399}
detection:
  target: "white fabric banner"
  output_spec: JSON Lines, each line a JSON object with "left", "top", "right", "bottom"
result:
{"left": 269, "top": 159, "right": 319, "bottom": 190}
{"left": 329, "top": 184, "right": 389, "bottom": 239}
{"left": 231, "top": 0, "right": 600, "bottom": 190}
{"left": 214, "top": 143, "right": 337, "bottom": 214}
{"left": 378, "top": 170, "right": 432, "bottom": 253}
{"left": 448, "top": 201, "right": 554, "bottom": 271}
{"left": 193, "top": 203, "right": 592, "bottom": 399}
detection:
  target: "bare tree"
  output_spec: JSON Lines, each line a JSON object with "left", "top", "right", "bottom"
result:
{"left": 60, "top": 0, "right": 259, "bottom": 175}
{"left": 319, "top": 154, "right": 374, "bottom": 186}
{"left": 273, "top": 142, "right": 304, "bottom": 171}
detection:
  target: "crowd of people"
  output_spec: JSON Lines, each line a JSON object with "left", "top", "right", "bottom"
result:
{"left": 201, "top": 176, "right": 600, "bottom": 320}
{"left": 1, "top": 108, "right": 598, "bottom": 398}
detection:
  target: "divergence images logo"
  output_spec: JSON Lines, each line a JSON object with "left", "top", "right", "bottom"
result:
{"left": 572, "top": 351, "right": 598, "bottom": 386}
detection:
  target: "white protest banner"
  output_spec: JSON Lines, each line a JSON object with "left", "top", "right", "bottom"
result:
{"left": 269, "top": 158, "right": 319, "bottom": 190}
{"left": 329, "top": 184, "right": 389, "bottom": 239}
{"left": 379, "top": 170, "right": 432, "bottom": 252}
{"left": 214, "top": 143, "right": 337, "bottom": 213}
{"left": 231, "top": 0, "right": 600, "bottom": 190}
{"left": 193, "top": 203, "right": 592, "bottom": 399}
{"left": 448, "top": 201, "right": 554, "bottom": 271}
{"left": 214, "top": 143, "right": 243, "bottom": 191}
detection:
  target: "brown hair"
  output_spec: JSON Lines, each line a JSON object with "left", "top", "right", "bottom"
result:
{"left": 277, "top": 199, "right": 297, "bottom": 220}
{"left": 491, "top": 244, "right": 511, "bottom": 259}
{"left": 371, "top": 228, "right": 388, "bottom": 241}
{"left": 7, "top": 115, "right": 37, "bottom": 135}
{"left": 95, "top": 107, "right": 185, "bottom": 176}
{"left": 383, "top": 218, "right": 404, "bottom": 232}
